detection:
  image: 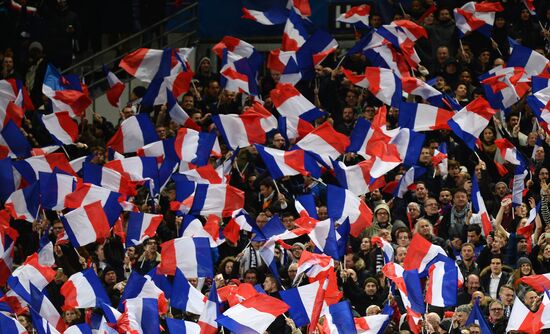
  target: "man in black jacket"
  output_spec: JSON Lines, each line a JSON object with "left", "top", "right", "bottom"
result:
{"left": 480, "top": 255, "right": 510, "bottom": 299}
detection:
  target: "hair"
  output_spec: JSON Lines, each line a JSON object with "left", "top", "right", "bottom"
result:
{"left": 456, "top": 304, "right": 472, "bottom": 314}
{"left": 453, "top": 188, "right": 468, "bottom": 198}
{"left": 244, "top": 268, "right": 258, "bottom": 278}
{"left": 394, "top": 227, "right": 412, "bottom": 240}
{"left": 218, "top": 256, "right": 236, "bottom": 275}
{"left": 414, "top": 218, "right": 433, "bottom": 235}
{"left": 448, "top": 159, "right": 460, "bottom": 169}
{"left": 538, "top": 243, "right": 550, "bottom": 263}
{"left": 461, "top": 242, "right": 475, "bottom": 252}
{"left": 467, "top": 224, "right": 482, "bottom": 235}
{"left": 499, "top": 284, "right": 514, "bottom": 295}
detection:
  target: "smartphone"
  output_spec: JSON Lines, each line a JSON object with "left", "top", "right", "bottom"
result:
{"left": 545, "top": 233, "right": 550, "bottom": 239}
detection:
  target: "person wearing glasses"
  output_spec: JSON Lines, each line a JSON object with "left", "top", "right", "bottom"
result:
{"left": 487, "top": 300, "right": 507, "bottom": 333}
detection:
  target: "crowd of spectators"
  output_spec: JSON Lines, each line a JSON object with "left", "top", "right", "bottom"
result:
{"left": 3, "top": 0, "right": 550, "bottom": 333}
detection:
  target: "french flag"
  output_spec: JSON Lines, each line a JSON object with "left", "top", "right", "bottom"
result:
{"left": 120, "top": 271, "right": 168, "bottom": 314}
{"left": 174, "top": 127, "right": 216, "bottom": 166}
{"left": 327, "top": 185, "right": 373, "bottom": 238}
{"left": 39, "top": 171, "right": 76, "bottom": 210}
{"left": 137, "top": 137, "right": 178, "bottom": 165}
{"left": 471, "top": 173, "right": 493, "bottom": 236}
{"left": 198, "top": 281, "right": 221, "bottom": 334}
{"left": 104, "top": 156, "right": 159, "bottom": 189}
{"left": 507, "top": 294, "right": 547, "bottom": 334}
{"left": 386, "top": 128, "right": 423, "bottom": 168}
{"left": 0, "top": 78, "right": 33, "bottom": 113}
{"left": 401, "top": 76, "right": 443, "bottom": 103}
{"left": 309, "top": 219, "right": 341, "bottom": 260}
{"left": 63, "top": 324, "right": 93, "bottom": 334}
{"left": 494, "top": 138, "right": 527, "bottom": 166}
{"left": 432, "top": 143, "right": 448, "bottom": 178}
{"left": 255, "top": 145, "right": 321, "bottom": 179}
{"left": 170, "top": 269, "right": 207, "bottom": 314}
{"left": 166, "top": 88, "right": 199, "bottom": 129}
{"left": 282, "top": 9, "right": 310, "bottom": 51}
{"left": 82, "top": 162, "right": 136, "bottom": 196}
{"left": 507, "top": 40, "right": 550, "bottom": 77}
{"left": 41, "top": 111, "right": 79, "bottom": 145}
{"left": 382, "top": 262, "right": 425, "bottom": 314}
{"left": 125, "top": 298, "right": 161, "bottom": 334}
{"left": 337, "top": 4, "right": 370, "bottom": 28}
{"left": 0, "top": 313, "right": 27, "bottom": 333}
{"left": 220, "top": 50, "right": 259, "bottom": 96}
{"left": 217, "top": 294, "right": 289, "bottom": 334}
{"left": 0, "top": 158, "right": 18, "bottom": 201}
{"left": 41, "top": 64, "right": 92, "bottom": 118}
{"left": 61, "top": 268, "right": 111, "bottom": 309}
{"left": 171, "top": 178, "right": 245, "bottom": 217}
{"left": 212, "top": 37, "right": 263, "bottom": 73}
{"left": 213, "top": 102, "right": 278, "bottom": 150}
{"left": 425, "top": 258, "right": 461, "bottom": 307}
{"left": 453, "top": 1, "right": 504, "bottom": 38}
{"left": 267, "top": 49, "right": 302, "bottom": 85}
{"left": 158, "top": 236, "right": 213, "bottom": 277}
{"left": 295, "top": 250, "right": 334, "bottom": 282}
{"left": 465, "top": 299, "right": 493, "bottom": 334}
{"left": 295, "top": 30, "right": 338, "bottom": 80}
{"left": 8, "top": 253, "right": 56, "bottom": 301}
{"left": 139, "top": 49, "right": 182, "bottom": 107}
{"left": 398, "top": 102, "right": 452, "bottom": 132}
{"left": 64, "top": 183, "right": 122, "bottom": 224}
{"left": 479, "top": 67, "right": 526, "bottom": 110}
{"left": 278, "top": 114, "right": 315, "bottom": 143}
{"left": 166, "top": 318, "right": 201, "bottom": 334}
{"left": 280, "top": 280, "right": 325, "bottom": 328}
{"left": 102, "top": 65, "right": 125, "bottom": 108}
{"left": 322, "top": 301, "right": 356, "bottom": 334}
{"left": 180, "top": 164, "right": 225, "bottom": 184}
{"left": 403, "top": 233, "right": 447, "bottom": 277}
{"left": 60, "top": 201, "right": 113, "bottom": 247}
{"left": 119, "top": 48, "right": 165, "bottom": 83}
{"left": 295, "top": 122, "right": 350, "bottom": 167}
{"left": 5, "top": 182, "right": 40, "bottom": 222}
{"left": 521, "top": 274, "right": 550, "bottom": 292}
{"left": 347, "top": 118, "right": 374, "bottom": 159}
{"left": 107, "top": 113, "right": 159, "bottom": 154}
{"left": 371, "top": 236, "right": 395, "bottom": 264}
{"left": 126, "top": 212, "right": 163, "bottom": 248}
{"left": 354, "top": 305, "right": 393, "bottom": 334}
{"left": 342, "top": 67, "right": 401, "bottom": 107}
{"left": 447, "top": 97, "right": 496, "bottom": 150}
{"left": 259, "top": 238, "right": 284, "bottom": 282}
{"left": 512, "top": 166, "right": 528, "bottom": 207}
{"left": 0, "top": 225, "right": 18, "bottom": 286}
{"left": 270, "top": 82, "right": 326, "bottom": 122}
{"left": 0, "top": 120, "right": 31, "bottom": 159}
{"left": 29, "top": 285, "right": 66, "bottom": 333}
{"left": 241, "top": 7, "right": 287, "bottom": 25}
{"left": 332, "top": 159, "right": 384, "bottom": 196}
{"left": 395, "top": 166, "right": 426, "bottom": 199}
{"left": 179, "top": 215, "right": 224, "bottom": 247}
{"left": 0, "top": 99, "right": 24, "bottom": 130}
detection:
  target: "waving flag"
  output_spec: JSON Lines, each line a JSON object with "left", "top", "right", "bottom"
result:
{"left": 307, "top": 219, "right": 340, "bottom": 260}
{"left": 403, "top": 233, "right": 447, "bottom": 276}
{"left": 8, "top": 253, "right": 56, "bottom": 301}
{"left": 295, "top": 250, "right": 334, "bottom": 282}
{"left": 103, "top": 66, "right": 125, "bottom": 107}
{"left": 389, "top": 128, "right": 425, "bottom": 168}
{"left": 171, "top": 178, "right": 244, "bottom": 217}
{"left": 295, "top": 30, "right": 338, "bottom": 80}
{"left": 347, "top": 118, "right": 374, "bottom": 159}
{"left": 520, "top": 274, "right": 550, "bottom": 292}
{"left": 39, "top": 171, "right": 76, "bottom": 210}
{"left": 382, "top": 262, "right": 425, "bottom": 314}
{"left": 126, "top": 212, "right": 163, "bottom": 247}
{"left": 220, "top": 50, "right": 259, "bottom": 96}
{"left": 280, "top": 280, "right": 325, "bottom": 328}
{"left": 82, "top": 162, "right": 136, "bottom": 196}
{"left": 124, "top": 298, "right": 161, "bottom": 334}
{"left": 466, "top": 299, "right": 493, "bottom": 333}
{"left": 255, "top": 145, "right": 321, "bottom": 179}
{"left": 337, "top": 4, "right": 370, "bottom": 28}
{"left": 64, "top": 183, "right": 122, "bottom": 224}
{"left": 282, "top": 10, "right": 310, "bottom": 51}
{"left": 494, "top": 138, "right": 527, "bottom": 166}
{"left": 217, "top": 294, "right": 289, "bottom": 334}
{"left": 5, "top": 182, "right": 40, "bottom": 222}
{"left": 398, "top": 102, "right": 452, "bottom": 131}
{"left": 41, "top": 111, "right": 79, "bottom": 145}
{"left": 60, "top": 201, "right": 113, "bottom": 247}
{"left": 395, "top": 166, "right": 426, "bottom": 199}
{"left": 0, "top": 121, "right": 31, "bottom": 159}
{"left": 107, "top": 113, "right": 159, "bottom": 154}
{"left": 371, "top": 236, "right": 395, "bottom": 264}
{"left": 166, "top": 318, "right": 201, "bottom": 334}
{"left": 42, "top": 64, "right": 92, "bottom": 118}
{"left": 270, "top": 82, "right": 326, "bottom": 122}
{"left": 355, "top": 305, "right": 393, "bottom": 334}
{"left": 259, "top": 238, "right": 284, "bottom": 282}
{"left": 296, "top": 122, "right": 350, "bottom": 167}
{"left": 342, "top": 67, "right": 401, "bottom": 107}
{"left": 198, "top": 281, "right": 221, "bottom": 334}
{"left": 479, "top": 67, "right": 527, "bottom": 110}
{"left": 179, "top": 215, "right": 224, "bottom": 247}
{"left": 242, "top": 7, "right": 287, "bottom": 25}
{"left": 180, "top": 164, "right": 225, "bottom": 184}
{"left": 0, "top": 313, "right": 27, "bottom": 333}
{"left": 158, "top": 236, "right": 213, "bottom": 277}
{"left": 425, "top": 258, "right": 460, "bottom": 307}
{"left": 104, "top": 156, "right": 159, "bottom": 188}
{"left": 61, "top": 268, "right": 111, "bottom": 309}
{"left": 453, "top": 1, "right": 504, "bottom": 38}
{"left": 327, "top": 185, "right": 373, "bottom": 238}
{"left": 165, "top": 88, "right": 199, "bottom": 129}
{"left": 212, "top": 37, "right": 263, "bottom": 73}
{"left": 30, "top": 285, "right": 66, "bottom": 333}
{"left": 507, "top": 40, "right": 550, "bottom": 77}
{"left": 174, "top": 127, "right": 217, "bottom": 166}
{"left": 447, "top": 97, "right": 496, "bottom": 150}
{"left": 119, "top": 48, "right": 165, "bottom": 82}
{"left": 322, "top": 300, "right": 356, "bottom": 334}
{"left": 120, "top": 271, "right": 168, "bottom": 314}
{"left": 213, "top": 102, "right": 278, "bottom": 150}
{"left": 471, "top": 173, "right": 493, "bottom": 236}
{"left": 512, "top": 166, "right": 528, "bottom": 207}
{"left": 401, "top": 76, "right": 443, "bottom": 103}
{"left": 332, "top": 159, "right": 384, "bottom": 196}
{"left": 268, "top": 49, "right": 302, "bottom": 85}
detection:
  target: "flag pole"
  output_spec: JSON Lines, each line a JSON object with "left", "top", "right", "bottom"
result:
{"left": 490, "top": 38, "right": 503, "bottom": 56}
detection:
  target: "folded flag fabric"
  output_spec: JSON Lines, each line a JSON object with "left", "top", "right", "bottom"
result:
{"left": 157, "top": 236, "right": 213, "bottom": 277}
{"left": 60, "top": 268, "right": 111, "bottom": 309}
{"left": 107, "top": 113, "right": 159, "bottom": 154}
{"left": 241, "top": 7, "right": 287, "bottom": 25}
